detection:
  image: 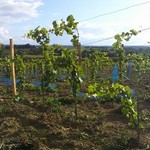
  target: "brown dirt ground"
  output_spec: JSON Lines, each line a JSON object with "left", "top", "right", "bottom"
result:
{"left": 0, "top": 80, "right": 150, "bottom": 150}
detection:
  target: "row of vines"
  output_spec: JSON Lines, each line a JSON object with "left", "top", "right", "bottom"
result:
{"left": 0, "top": 15, "right": 150, "bottom": 143}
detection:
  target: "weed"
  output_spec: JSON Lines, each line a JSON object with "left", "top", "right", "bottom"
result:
{"left": 44, "top": 97, "right": 61, "bottom": 113}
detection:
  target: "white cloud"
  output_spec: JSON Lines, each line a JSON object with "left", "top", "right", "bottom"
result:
{"left": 78, "top": 22, "right": 119, "bottom": 44}
{"left": 78, "top": 21, "right": 150, "bottom": 45}
{"left": 0, "top": 0, "right": 44, "bottom": 24}
{"left": 52, "top": 12, "right": 59, "bottom": 16}
{"left": 0, "top": 0, "right": 43, "bottom": 43}
{"left": 0, "top": 27, "right": 11, "bottom": 43}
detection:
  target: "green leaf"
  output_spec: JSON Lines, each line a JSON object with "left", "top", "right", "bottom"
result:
{"left": 67, "top": 15, "right": 75, "bottom": 22}
{"left": 73, "top": 22, "right": 78, "bottom": 29}
{"left": 65, "top": 27, "right": 73, "bottom": 35}
{"left": 88, "top": 85, "right": 94, "bottom": 93}
{"left": 121, "top": 32, "right": 126, "bottom": 38}
{"left": 41, "top": 28, "right": 47, "bottom": 34}
{"left": 52, "top": 21, "right": 58, "bottom": 28}
{"left": 130, "top": 29, "right": 138, "bottom": 36}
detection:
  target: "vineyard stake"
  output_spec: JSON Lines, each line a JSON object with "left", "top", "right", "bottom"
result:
{"left": 10, "top": 39, "right": 17, "bottom": 95}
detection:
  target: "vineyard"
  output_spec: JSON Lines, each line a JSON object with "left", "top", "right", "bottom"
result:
{"left": 0, "top": 15, "right": 150, "bottom": 149}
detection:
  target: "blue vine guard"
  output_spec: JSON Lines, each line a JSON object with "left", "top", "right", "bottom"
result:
{"left": 112, "top": 65, "right": 119, "bottom": 83}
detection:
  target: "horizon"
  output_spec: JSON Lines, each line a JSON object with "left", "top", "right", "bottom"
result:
{"left": 3, "top": 43, "right": 150, "bottom": 48}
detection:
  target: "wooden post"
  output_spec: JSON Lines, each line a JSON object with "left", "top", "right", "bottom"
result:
{"left": 77, "top": 42, "right": 81, "bottom": 64}
{"left": 10, "top": 39, "right": 17, "bottom": 95}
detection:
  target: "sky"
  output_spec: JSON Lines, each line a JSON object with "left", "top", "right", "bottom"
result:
{"left": 0, "top": 0, "right": 150, "bottom": 46}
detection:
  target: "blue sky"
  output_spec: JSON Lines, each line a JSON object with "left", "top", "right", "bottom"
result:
{"left": 0, "top": 0, "right": 150, "bottom": 46}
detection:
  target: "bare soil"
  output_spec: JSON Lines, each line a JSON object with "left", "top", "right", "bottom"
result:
{"left": 0, "top": 81, "right": 150, "bottom": 150}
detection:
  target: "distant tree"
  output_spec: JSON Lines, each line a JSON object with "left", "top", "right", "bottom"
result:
{"left": 0, "top": 43, "right": 4, "bottom": 57}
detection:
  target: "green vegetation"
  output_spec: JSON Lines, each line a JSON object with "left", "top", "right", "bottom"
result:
{"left": 0, "top": 15, "right": 149, "bottom": 149}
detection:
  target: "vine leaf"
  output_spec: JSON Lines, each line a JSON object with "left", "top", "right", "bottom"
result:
{"left": 130, "top": 29, "right": 138, "bottom": 36}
